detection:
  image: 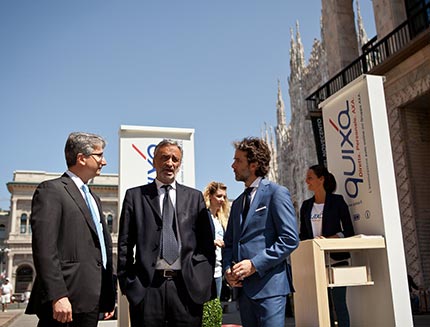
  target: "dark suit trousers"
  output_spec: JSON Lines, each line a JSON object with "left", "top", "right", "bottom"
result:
{"left": 36, "top": 304, "right": 99, "bottom": 327}
{"left": 35, "top": 267, "right": 113, "bottom": 327}
{"left": 129, "top": 271, "right": 203, "bottom": 327}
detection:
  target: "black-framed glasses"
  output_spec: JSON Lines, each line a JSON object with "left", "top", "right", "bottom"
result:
{"left": 89, "top": 152, "right": 105, "bottom": 162}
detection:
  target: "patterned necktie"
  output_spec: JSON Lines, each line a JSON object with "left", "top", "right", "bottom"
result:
{"left": 82, "top": 184, "right": 107, "bottom": 268}
{"left": 161, "top": 185, "right": 179, "bottom": 265}
{"left": 241, "top": 187, "right": 254, "bottom": 226}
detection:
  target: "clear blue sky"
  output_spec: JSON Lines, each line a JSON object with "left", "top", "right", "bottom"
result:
{"left": 0, "top": 0, "right": 375, "bottom": 208}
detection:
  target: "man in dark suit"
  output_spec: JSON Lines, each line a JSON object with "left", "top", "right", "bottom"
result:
{"left": 117, "top": 139, "right": 215, "bottom": 327}
{"left": 223, "top": 137, "right": 299, "bottom": 327}
{"left": 26, "top": 132, "right": 116, "bottom": 327}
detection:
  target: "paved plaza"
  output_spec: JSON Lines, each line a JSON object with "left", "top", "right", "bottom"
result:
{"left": 1, "top": 307, "right": 430, "bottom": 327}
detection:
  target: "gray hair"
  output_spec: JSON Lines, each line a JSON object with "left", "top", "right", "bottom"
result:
{"left": 154, "top": 139, "right": 183, "bottom": 158}
{"left": 65, "top": 132, "right": 106, "bottom": 167}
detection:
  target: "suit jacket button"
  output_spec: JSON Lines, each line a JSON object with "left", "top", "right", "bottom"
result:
{"left": 97, "top": 262, "right": 101, "bottom": 267}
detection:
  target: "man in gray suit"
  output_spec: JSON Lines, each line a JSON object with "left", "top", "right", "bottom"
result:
{"left": 26, "top": 132, "right": 116, "bottom": 327}
{"left": 223, "top": 137, "right": 299, "bottom": 327}
{"left": 117, "top": 139, "right": 215, "bottom": 327}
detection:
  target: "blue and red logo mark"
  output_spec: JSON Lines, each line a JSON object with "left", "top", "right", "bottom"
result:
{"left": 132, "top": 143, "right": 156, "bottom": 183}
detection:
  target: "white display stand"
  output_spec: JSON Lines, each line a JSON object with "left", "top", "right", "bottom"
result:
{"left": 291, "top": 236, "right": 385, "bottom": 327}
{"left": 308, "top": 75, "right": 413, "bottom": 326}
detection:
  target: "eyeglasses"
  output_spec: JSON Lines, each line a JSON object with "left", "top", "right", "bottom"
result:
{"left": 89, "top": 152, "right": 105, "bottom": 162}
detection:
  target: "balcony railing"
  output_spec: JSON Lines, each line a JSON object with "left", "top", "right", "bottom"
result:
{"left": 306, "top": 2, "right": 430, "bottom": 113}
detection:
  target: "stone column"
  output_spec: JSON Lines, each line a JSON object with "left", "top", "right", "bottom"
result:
{"left": 372, "top": 0, "right": 407, "bottom": 39}
{"left": 10, "top": 198, "right": 17, "bottom": 234}
{"left": 6, "top": 253, "right": 13, "bottom": 284}
{"left": 321, "top": 0, "right": 359, "bottom": 76}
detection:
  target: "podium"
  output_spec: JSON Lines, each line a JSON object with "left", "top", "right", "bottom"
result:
{"left": 290, "top": 236, "right": 385, "bottom": 327}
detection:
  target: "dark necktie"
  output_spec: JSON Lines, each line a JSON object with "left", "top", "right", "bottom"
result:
{"left": 241, "top": 187, "right": 254, "bottom": 226}
{"left": 82, "top": 184, "right": 107, "bottom": 268}
{"left": 161, "top": 185, "right": 179, "bottom": 265}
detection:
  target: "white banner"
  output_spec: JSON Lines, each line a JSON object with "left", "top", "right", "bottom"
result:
{"left": 321, "top": 76, "right": 382, "bottom": 234}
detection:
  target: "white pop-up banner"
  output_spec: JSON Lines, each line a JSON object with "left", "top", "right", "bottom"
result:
{"left": 321, "top": 75, "right": 412, "bottom": 326}
{"left": 118, "top": 125, "right": 195, "bottom": 201}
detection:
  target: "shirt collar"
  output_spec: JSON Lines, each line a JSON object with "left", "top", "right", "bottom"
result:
{"left": 66, "top": 170, "right": 86, "bottom": 190}
{"left": 155, "top": 179, "right": 177, "bottom": 192}
{"left": 248, "top": 177, "right": 262, "bottom": 190}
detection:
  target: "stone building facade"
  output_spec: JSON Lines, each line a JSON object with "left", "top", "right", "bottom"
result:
{"left": 3, "top": 171, "right": 119, "bottom": 294}
{"left": 269, "top": 0, "right": 430, "bottom": 291}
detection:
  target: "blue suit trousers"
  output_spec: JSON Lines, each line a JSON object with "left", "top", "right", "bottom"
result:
{"left": 238, "top": 291, "right": 286, "bottom": 327}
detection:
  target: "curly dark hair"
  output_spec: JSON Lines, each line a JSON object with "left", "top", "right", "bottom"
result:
{"left": 233, "top": 137, "right": 271, "bottom": 177}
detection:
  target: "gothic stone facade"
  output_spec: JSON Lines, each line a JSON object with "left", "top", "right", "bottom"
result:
{"left": 271, "top": 0, "right": 430, "bottom": 290}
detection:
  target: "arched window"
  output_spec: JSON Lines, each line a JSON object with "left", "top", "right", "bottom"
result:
{"left": 15, "top": 265, "right": 34, "bottom": 294}
{"left": 107, "top": 214, "right": 113, "bottom": 234}
{"left": 0, "top": 224, "right": 5, "bottom": 239}
{"left": 20, "top": 214, "right": 27, "bottom": 234}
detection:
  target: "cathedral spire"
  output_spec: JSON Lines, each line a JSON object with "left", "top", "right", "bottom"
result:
{"left": 277, "top": 80, "right": 286, "bottom": 127}
{"left": 290, "top": 27, "right": 296, "bottom": 49}
{"left": 289, "top": 27, "right": 297, "bottom": 74}
{"left": 295, "top": 21, "right": 305, "bottom": 69}
{"left": 356, "top": 0, "right": 368, "bottom": 51}
{"left": 289, "top": 21, "right": 305, "bottom": 80}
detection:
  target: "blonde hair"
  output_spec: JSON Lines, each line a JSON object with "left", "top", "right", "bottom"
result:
{"left": 203, "top": 181, "right": 230, "bottom": 230}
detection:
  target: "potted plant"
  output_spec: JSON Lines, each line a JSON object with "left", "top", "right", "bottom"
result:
{"left": 202, "top": 297, "right": 223, "bottom": 327}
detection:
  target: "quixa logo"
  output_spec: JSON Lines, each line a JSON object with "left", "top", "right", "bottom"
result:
{"left": 328, "top": 99, "right": 363, "bottom": 198}
{"left": 132, "top": 143, "right": 157, "bottom": 183}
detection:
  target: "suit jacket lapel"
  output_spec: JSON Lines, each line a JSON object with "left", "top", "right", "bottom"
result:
{"left": 175, "top": 183, "right": 187, "bottom": 233}
{"left": 321, "top": 193, "right": 333, "bottom": 236}
{"left": 241, "top": 180, "right": 268, "bottom": 233}
{"left": 232, "top": 200, "right": 242, "bottom": 241}
{"left": 145, "top": 182, "right": 162, "bottom": 222}
{"left": 61, "top": 174, "right": 98, "bottom": 235}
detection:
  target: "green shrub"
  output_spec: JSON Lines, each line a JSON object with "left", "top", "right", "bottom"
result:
{"left": 202, "top": 297, "right": 223, "bottom": 327}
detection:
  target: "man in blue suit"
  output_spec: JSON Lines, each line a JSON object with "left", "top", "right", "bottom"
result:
{"left": 223, "top": 137, "right": 299, "bottom": 327}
